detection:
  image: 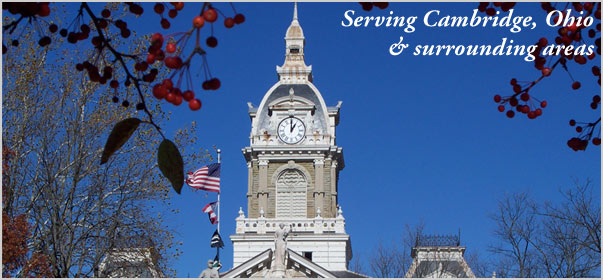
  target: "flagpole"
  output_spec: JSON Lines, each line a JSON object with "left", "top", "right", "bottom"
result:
{"left": 216, "top": 149, "right": 221, "bottom": 266}
{"left": 216, "top": 148, "right": 221, "bottom": 234}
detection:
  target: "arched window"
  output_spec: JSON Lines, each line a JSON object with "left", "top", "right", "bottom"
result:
{"left": 276, "top": 169, "right": 307, "bottom": 218}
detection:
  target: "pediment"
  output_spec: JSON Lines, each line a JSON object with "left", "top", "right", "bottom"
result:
{"left": 222, "top": 249, "right": 337, "bottom": 278}
{"left": 268, "top": 95, "right": 315, "bottom": 112}
{"left": 221, "top": 249, "right": 272, "bottom": 278}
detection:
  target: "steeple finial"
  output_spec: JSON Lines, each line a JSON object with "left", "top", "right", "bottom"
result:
{"left": 277, "top": 2, "right": 313, "bottom": 83}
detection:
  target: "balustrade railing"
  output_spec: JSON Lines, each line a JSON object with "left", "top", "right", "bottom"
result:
{"left": 234, "top": 208, "right": 346, "bottom": 234}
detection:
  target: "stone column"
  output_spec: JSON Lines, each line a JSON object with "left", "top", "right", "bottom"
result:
{"left": 258, "top": 159, "right": 269, "bottom": 217}
{"left": 246, "top": 161, "right": 253, "bottom": 215}
{"left": 330, "top": 160, "right": 338, "bottom": 215}
{"left": 313, "top": 158, "right": 324, "bottom": 217}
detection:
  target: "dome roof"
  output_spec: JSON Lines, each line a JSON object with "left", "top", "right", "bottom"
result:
{"left": 254, "top": 83, "right": 329, "bottom": 136}
{"left": 285, "top": 21, "right": 304, "bottom": 39}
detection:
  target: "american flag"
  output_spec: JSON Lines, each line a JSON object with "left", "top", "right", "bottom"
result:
{"left": 187, "top": 163, "right": 220, "bottom": 193}
{"left": 202, "top": 202, "right": 218, "bottom": 224}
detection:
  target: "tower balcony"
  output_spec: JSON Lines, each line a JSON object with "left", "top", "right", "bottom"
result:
{"left": 234, "top": 207, "right": 346, "bottom": 235}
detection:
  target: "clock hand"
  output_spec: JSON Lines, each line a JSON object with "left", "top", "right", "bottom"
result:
{"left": 290, "top": 118, "right": 293, "bottom": 133}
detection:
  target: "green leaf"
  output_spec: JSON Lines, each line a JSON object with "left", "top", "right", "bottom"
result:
{"left": 157, "top": 139, "right": 184, "bottom": 194}
{"left": 100, "top": 118, "right": 141, "bottom": 165}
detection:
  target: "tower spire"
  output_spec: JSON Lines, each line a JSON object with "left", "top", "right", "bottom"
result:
{"left": 277, "top": 2, "right": 313, "bottom": 83}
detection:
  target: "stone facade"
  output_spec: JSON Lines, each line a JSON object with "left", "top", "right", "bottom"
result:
{"left": 246, "top": 159, "right": 338, "bottom": 219}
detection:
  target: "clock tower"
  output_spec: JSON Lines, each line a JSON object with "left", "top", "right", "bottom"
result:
{"left": 226, "top": 4, "right": 358, "bottom": 278}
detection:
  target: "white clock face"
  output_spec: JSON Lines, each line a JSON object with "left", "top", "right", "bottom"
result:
{"left": 278, "top": 117, "right": 306, "bottom": 144}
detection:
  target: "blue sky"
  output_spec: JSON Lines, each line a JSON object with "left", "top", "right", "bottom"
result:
{"left": 107, "top": 2, "right": 601, "bottom": 276}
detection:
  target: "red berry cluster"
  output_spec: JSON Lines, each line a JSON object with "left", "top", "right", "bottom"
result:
{"left": 3, "top": 2, "right": 50, "bottom": 18}
{"left": 126, "top": 3, "right": 144, "bottom": 16}
{"left": 3, "top": 2, "right": 243, "bottom": 117}
{"left": 202, "top": 78, "right": 221, "bottom": 90}
{"left": 493, "top": 78, "right": 548, "bottom": 120}
{"left": 146, "top": 33, "right": 164, "bottom": 62}
{"left": 144, "top": 3, "right": 246, "bottom": 111}
{"left": 592, "top": 65, "right": 601, "bottom": 86}
{"left": 147, "top": 32, "right": 182, "bottom": 71}
{"left": 153, "top": 2, "right": 245, "bottom": 31}
{"left": 589, "top": 93, "right": 601, "bottom": 110}
{"left": 161, "top": 43, "right": 188, "bottom": 69}
{"left": 147, "top": 33, "right": 184, "bottom": 73}
{"left": 359, "top": 2, "right": 389, "bottom": 11}
{"left": 478, "top": 2, "right": 516, "bottom": 16}
{"left": 153, "top": 79, "right": 202, "bottom": 111}
{"left": 59, "top": 24, "right": 91, "bottom": 45}
{"left": 481, "top": 2, "right": 601, "bottom": 151}
{"left": 153, "top": 2, "right": 184, "bottom": 29}
{"left": 567, "top": 137, "right": 590, "bottom": 151}
{"left": 2, "top": 3, "right": 52, "bottom": 52}
{"left": 114, "top": 19, "right": 132, "bottom": 39}
{"left": 567, "top": 123, "right": 601, "bottom": 151}
{"left": 146, "top": 31, "right": 218, "bottom": 111}
{"left": 567, "top": 94, "right": 601, "bottom": 151}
